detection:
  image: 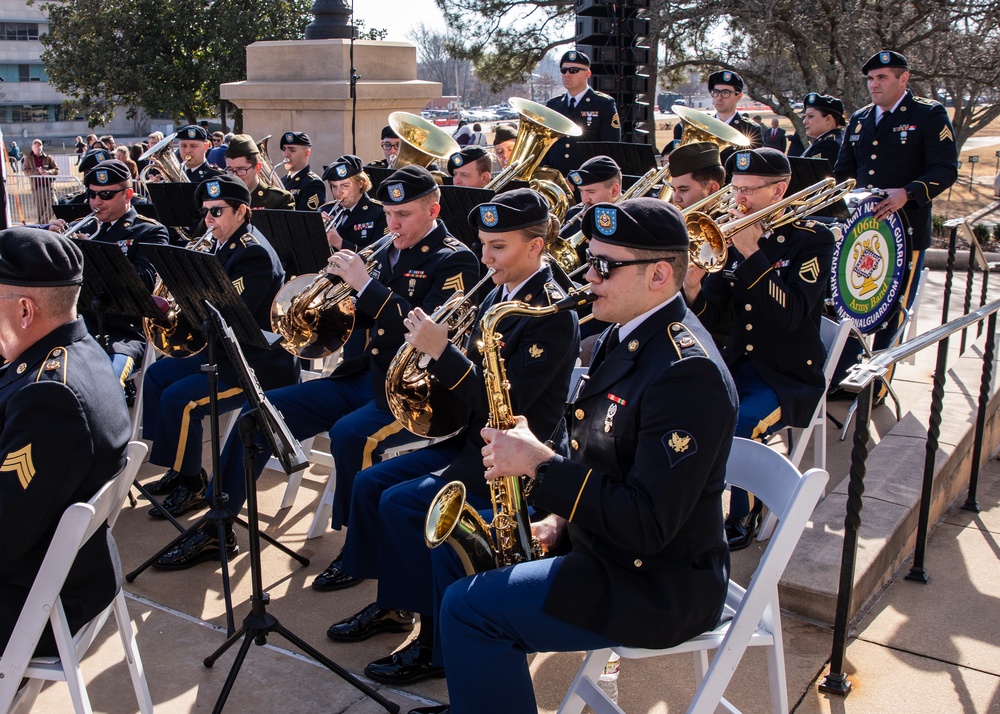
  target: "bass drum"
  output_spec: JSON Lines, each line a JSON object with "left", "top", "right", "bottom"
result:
{"left": 830, "top": 193, "right": 911, "bottom": 334}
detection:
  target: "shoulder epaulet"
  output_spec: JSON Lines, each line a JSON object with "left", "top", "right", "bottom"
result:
{"left": 667, "top": 322, "right": 708, "bottom": 360}
{"left": 542, "top": 281, "right": 566, "bottom": 304}
{"left": 134, "top": 214, "right": 158, "bottom": 223}
{"left": 240, "top": 233, "right": 259, "bottom": 247}
{"left": 794, "top": 219, "right": 818, "bottom": 232}
{"left": 35, "top": 346, "right": 67, "bottom": 384}
{"left": 368, "top": 197, "right": 383, "bottom": 207}
{"left": 442, "top": 236, "right": 464, "bottom": 251}
{"left": 912, "top": 95, "right": 942, "bottom": 107}
{"left": 308, "top": 171, "right": 322, "bottom": 181}
{"left": 593, "top": 90, "right": 614, "bottom": 100}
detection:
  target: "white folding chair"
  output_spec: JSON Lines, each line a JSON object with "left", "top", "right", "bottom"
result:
{"left": 127, "top": 341, "right": 157, "bottom": 443}
{"left": 557, "top": 438, "right": 828, "bottom": 714}
{"left": 0, "top": 441, "right": 154, "bottom": 714}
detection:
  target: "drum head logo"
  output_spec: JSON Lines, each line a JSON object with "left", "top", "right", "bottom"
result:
{"left": 480, "top": 206, "right": 498, "bottom": 227}
{"left": 831, "top": 197, "right": 908, "bottom": 333}
{"left": 206, "top": 181, "right": 221, "bottom": 198}
{"left": 594, "top": 207, "right": 616, "bottom": 236}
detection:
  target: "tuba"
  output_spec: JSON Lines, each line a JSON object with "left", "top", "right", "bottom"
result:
{"left": 255, "top": 135, "right": 279, "bottom": 188}
{"left": 389, "top": 112, "right": 461, "bottom": 176}
{"left": 424, "top": 288, "right": 597, "bottom": 575}
{"left": 143, "top": 229, "right": 217, "bottom": 357}
{"left": 269, "top": 231, "right": 397, "bottom": 359}
{"left": 685, "top": 178, "right": 857, "bottom": 272}
{"left": 385, "top": 269, "right": 497, "bottom": 438}
{"left": 138, "top": 132, "right": 189, "bottom": 187}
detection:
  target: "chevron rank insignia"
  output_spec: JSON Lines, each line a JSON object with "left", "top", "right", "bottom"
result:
{"left": 799, "top": 257, "right": 821, "bottom": 283}
{"left": 442, "top": 274, "right": 464, "bottom": 293}
{"left": 939, "top": 126, "right": 954, "bottom": 142}
{"left": 663, "top": 430, "right": 697, "bottom": 468}
{"left": 232, "top": 277, "right": 245, "bottom": 295}
{"left": 3, "top": 444, "right": 36, "bottom": 490}
{"left": 307, "top": 194, "right": 320, "bottom": 210}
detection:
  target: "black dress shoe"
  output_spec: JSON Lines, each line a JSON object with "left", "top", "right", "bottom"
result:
{"left": 364, "top": 640, "right": 445, "bottom": 684}
{"left": 146, "top": 469, "right": 181, "bottom": 495}
{"left": 327, "top": 602, "right": 414, "bottom": 642}
{"left": 149, "top": 471, "right": 207, "bottom": 518}
{"left": 152, "top": 529, "right": 238, "bottom": 570}
{"left": 408, "top": 706, "right": 449, "bottom": 714}
{"left": 312, "top": 558, "right": 362, "bottom": 591}
{"left": 726, "top": 503, "right": 763, "bottom": 551}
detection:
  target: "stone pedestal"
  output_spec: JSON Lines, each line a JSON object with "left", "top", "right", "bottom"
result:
{"left": 221, "top": 40, "right": 442, "bottom": 170}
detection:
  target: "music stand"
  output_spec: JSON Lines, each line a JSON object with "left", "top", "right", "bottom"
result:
{"left": 53, "top": 203, "right": 92, "bottom": 222}
{"left": 251, "top": 209, "right": 330, "bottom": 276}
{"left": 72, "top": 239, "right": 186, "bottom": 532}
{"left": 789, "top": 156, "right": 850, "bottom": 220}
{"left": 438, "top": 184, "right": 494, "bottom": 248}
{"left": 364, "top": 165, "right": 395, "bottom": 197}
{"left": 200, "top": 305, "right": 398, "bottom": 714}
{"left": 146, "top": 182, "right": 200, "bottom": 229}
{"left": 124, "top": 245, "right": 308, "bottom": 635}
{"left": 576, "top": 141, "right": 659, "bottom": 175}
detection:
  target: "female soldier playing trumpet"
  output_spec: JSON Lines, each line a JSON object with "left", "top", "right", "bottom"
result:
{"left": 323, "top": 189, "right": 582, "bottom": 690}
{"left": 321, "top": 155, "right": 388, "bottom": 252}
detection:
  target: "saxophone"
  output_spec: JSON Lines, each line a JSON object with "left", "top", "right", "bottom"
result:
{"left": 423, "top": 288, "right": 597, "bottom": 575}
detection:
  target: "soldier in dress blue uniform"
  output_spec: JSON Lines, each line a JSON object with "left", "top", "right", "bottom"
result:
{"left": 0, "top": 228, "right": 131, "bottom": 655}
{"left": 141, "top": 175, "right": 298, "bottom": 523}
{"left": 834, "top": 50, "right": 958, "bottom": 369}
{"left": 224, "top": 135, "right": 295, "bottom": 210}
{"left": 321, "top": 154, "right": 388, "bottom": 252}
{"left": 685, "top": 147, "right": 834, "bottom": 550}
{"left": 280, "top": 131, "right": 326, "bottom": 211}
{"left": 74, "top": 159, "right": 169, "bottom": 385}
{"left": 152, "top": 166, "right": 479, "bottom": 569}
{"left": 176, "top": 125, "right": 225, "bottom": 183}
{"left": 664, "top": 142, "right": 725, "bottom": 211}
{"left": 491, "top": 124, "right": 517, "bottom": 170}
{"left": 369, "top": 126, "right": 401, "bottom": 169}
{"left": 446, "top": 147, "right": 493, "bottom": 189}
{"left": 543, "top": 51, "right": 621, "bottom": 176}
{"left": 801, "top": 93, "right": 846, "bottom": 165}
{"left": 703, "top": 70, "right": 763, "bottom": 172}
{"left": 407, "top": 199, "right": 737, "bottom": 714}
{"left": 560, "top": 155, "right": 622, "bottom": 240}
{"left": 56, "top": 148, "right": 114, "bottom": 206}
{"left": 322, "top": 190, "right": 580, "bottom": 694}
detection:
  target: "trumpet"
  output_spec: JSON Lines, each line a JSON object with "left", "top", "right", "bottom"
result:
{"left": 386, "top": 269, "right": 497, "bottom": 438}
{"left": 61, "top": 209, "right": 100, "bottom": 236}
{"left": 322, "top": 199, "right": 348, "bottom": 234}
{"left": 270, "top": 231, "right": 397, "bottom": 359}
{"left": 685, "top": 178, "right": 857, "bottom": 272}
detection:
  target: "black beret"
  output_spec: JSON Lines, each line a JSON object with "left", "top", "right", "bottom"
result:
{"left": 0, "top": 227, "right": 83, "bottom": 287}
{"left": 195, "top": 173, "right": 251, "bottom": 206}
{"left": 381, "top": 125, "right": 398, "bottom": 141}
{"left": 804, "top": 93, "right": 846, "bottom": 124}
{"left": 225, "top": 134, "right": 259, "bottom": 160}
{"left": 560, "top": 50, "right": 590, "bottom": 68}
{"left": 79, "top": 148, "right": 113, "bottom": 173}
{"left": 668, "top": 142, "right": 722, "bottom": 177}
{"left": 84, "top": 159, "right": 131, "bottom": 187}
{"left": 493, "top": 124, "right": 517, "bottom": 145}
{"left": 280, "top": 131, "right": 311, "bottom": 148}
{"left": 376, "top": 165, "right": 437, "bottom": 204}
{"left": 708, "top": 70, "right": 744, "bottom": 92}
{"left": 178, "top": 125, "right": 209, "bottom": 142}
{"left": 862, "top": 50, "right": 908, "bottom": 75}
{"left": 726, "top": 147, "right": 791, "bottom": 177}
{"left": 323, "top": 155, "right": 364, "bottom": 181}
{"left": 469, "top": 188, "right": 548, "bottom": 233}
{"left": 567, "top": 155, "right": 621, "bottom": 187}
{"left": 582, "top": 198, "right": 688, "bottom": 250}
{"left": 447, "top": 147, "right": 489, "bottom": 175}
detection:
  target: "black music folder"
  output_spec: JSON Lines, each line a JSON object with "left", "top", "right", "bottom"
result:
{"left": 576, "top": 141, "right": 659, "bottom": 175}
{"left": 146, "top": 182, "right": 200, "bottom": 228}
{"left": 252, "top": 209, "right": 330, "bottom": 277}
{"left": 438, "top": 185, "right": 494, "bottom": 248}
{"left": 789, "top": 156, "right": 849, "bottom": 221}
{"left": 72, "top": 239, "right": 162, "bottom": 321}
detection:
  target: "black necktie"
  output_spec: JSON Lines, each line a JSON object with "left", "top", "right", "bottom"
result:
{"left": 568, "top": 97, "right": 576, "bottom": 111}
{"left": 876, "top": 111, "right": 887, "bottom": 126}
{"left": 96, "top": 221, "right": 111, "bottom": 239}
{"left": 590, "top": 326, "right": 619, "bottom": 371}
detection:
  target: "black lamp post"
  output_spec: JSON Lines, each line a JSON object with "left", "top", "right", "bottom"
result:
{"left": 304, "top": 0, "right": 355, "bottom": 40}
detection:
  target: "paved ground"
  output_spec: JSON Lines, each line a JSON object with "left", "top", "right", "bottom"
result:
{"left": 19, "top": 269, "right": 1000, "bottom": 713}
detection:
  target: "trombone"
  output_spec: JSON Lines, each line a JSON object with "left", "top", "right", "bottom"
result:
{"left": 685, "top": 178, "right": 857, "bottom": 272}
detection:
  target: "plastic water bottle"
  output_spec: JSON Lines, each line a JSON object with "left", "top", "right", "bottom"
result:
{"left": 598, "top": 652, "right": 620, "bottom": 703}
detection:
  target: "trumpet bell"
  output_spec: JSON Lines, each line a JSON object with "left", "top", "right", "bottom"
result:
{"left": 389, "top": 112, "right": 462, "bottom": 170}
{"left": 270, "top": 274, "right": 356, "bottom": 360}
{"left": 684, "top": 213, "right": 729, "bottom": 272}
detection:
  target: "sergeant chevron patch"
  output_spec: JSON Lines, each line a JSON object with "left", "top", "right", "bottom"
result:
{"left": 939, "top": 126, "right": 954, "bottom": 142}
{"left": 799, "top": 257, "right": 821, "bottom": 283}
{"left": 3, "top": 444, "right": 36, "bottom": 490}
{"left": 232, "top": 277, "right": 245, "bottom": 295}
{"left": 442, "top": 274, "right": 465, "bottom": 293}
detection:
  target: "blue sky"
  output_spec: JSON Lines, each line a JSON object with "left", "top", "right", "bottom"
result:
{"left": 355, "top": 0, "right": 446, "bottom": 42}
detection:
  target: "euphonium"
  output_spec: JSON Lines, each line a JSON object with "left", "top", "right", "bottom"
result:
{"left": 143, "top": 229, "right": 217, "bottom": 357}
{"left": 138, "top": 132, "right": 190, "bottom": 186}
{"left": 256, "top": 135, "right": 278, "bottom": 187}
{"left": 270, "top": 231, "right": 397, "bottom": 359}
{"left": 424, "top": 288, "right": 598, "bottom": 575}
{"left": 385, "top": 269, "right": 497, "bottom": 438}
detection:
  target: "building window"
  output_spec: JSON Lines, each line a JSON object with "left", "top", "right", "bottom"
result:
{"left": 1, "top": 22, "right": 42, "bottom": 41}
{"left": 2, "top": 104, "right": 73, "bottom": 123}
{"left": 0, "top": 64, "right": 49, "bottom": 82}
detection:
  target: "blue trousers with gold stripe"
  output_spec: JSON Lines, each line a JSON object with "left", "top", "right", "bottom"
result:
{"left": 142, "top": 355, "right": 246, "bottom": 475}
{"left": 730, "top": 359, "right": 783, "bottom": 519}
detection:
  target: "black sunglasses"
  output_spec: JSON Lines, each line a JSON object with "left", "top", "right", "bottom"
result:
{"left": 199, "top": 206, "right": 232, "bottom": 218}
{"left": 86, "top": 187, "right": 128, "bottom": 200}
{"left": 586, "top": 253, "right": 675, "bottom": 280}
{"left": 560, "top": 67, "right": 585, "bottom": 74}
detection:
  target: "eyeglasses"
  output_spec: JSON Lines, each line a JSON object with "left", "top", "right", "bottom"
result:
{"left": 710, "top": 89, "right": 735, "bottom": 98}
{"left": 586, "top": 253, "right": 675, "bottom": 280}
{"left": 86, "top": 187, "right": 128, "bottom": 200}
{"left": 225, "top": 166, "right": 255, "bottom": 176}
{"left": 199, "top": 206, "right": 232, "bottom": 218}
{"left": 560, "top": 67, "right": 585, "bottom": 74}
{"left": 381, "top": 142, "right": 400, "bottom": 150}
{"left": 732, "top": 181, "right": 782, "bottom": 196}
